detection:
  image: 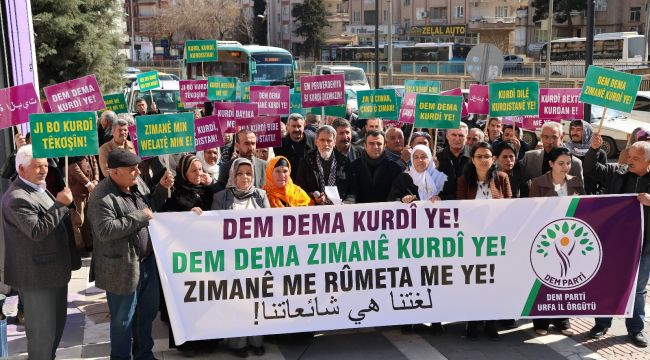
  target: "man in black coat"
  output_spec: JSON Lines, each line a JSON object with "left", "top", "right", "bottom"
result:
{"left": 585, "top": 135, "right": 650, "bottom": 347}
{"left": 274, "top": 113, "right": 315, "bottom": 181}
{"left": 350, "top": 130, "right": 402, "bottom": 203}
{"left": 296, "top": 125, "right": 356, "bottom": 204}
{"left": 437, "top": 123, "right": 470, "bottom": 200}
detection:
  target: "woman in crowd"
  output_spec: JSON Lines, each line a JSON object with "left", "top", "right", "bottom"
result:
{"left": 528, "top": 147, "right": 584, "bottom": 337}
{"left": 388, "top": 144, "right": 447, "bottom": 203}
{"left": 197, "top": 147, "right": 221, "bottom": 183}
{"left": 212, "top": 158, "right": 270, "bottom": 357}
{"left": 159, "top": 154, "right": 223, "bottom": 355}
{"left": 493, "top": 142, "right": 528, "bottom": 198}
{"left": 619, "top": 127, "right": 650, "bottom": 164}
{"left": 456, "top": 142, "right": 512, "bottom": 340}
{"left": 263, "top": 156, "right": 313, "bottom": 208}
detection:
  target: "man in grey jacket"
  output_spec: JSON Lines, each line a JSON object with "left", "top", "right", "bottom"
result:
{"left": 1, "top": 144, "right": 74, "bottom": 359}
{"left": 88, "top": 149, "right": 172, "bottom": 359}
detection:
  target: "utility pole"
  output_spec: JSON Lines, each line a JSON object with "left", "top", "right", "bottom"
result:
{"left": 387, "top": 0, "right": 393, "bottom": 85}
{"left": 129, "top": 0, "right": 135, "bottom": 62}
{"left": 545, "top": 0, "right": 552, "bottom": 87}
{"left": 374, "top": 0, "right": 380, "bottom": 88}
{"left": 584, "top": 0, "right": 595, "bottom": 123}
{"left": 644, "top": 0, "right": 650, "bottom": 62}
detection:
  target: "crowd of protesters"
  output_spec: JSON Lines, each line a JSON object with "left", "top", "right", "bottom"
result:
{"left": 3, "top": 97, "right": 650, "bottom": 358}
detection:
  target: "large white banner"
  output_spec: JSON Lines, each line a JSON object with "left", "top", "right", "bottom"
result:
{"left": 149, "top": 195, "right": 642, "bottom": 344}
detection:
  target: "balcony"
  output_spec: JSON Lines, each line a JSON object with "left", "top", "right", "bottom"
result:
{"left": 468, "top": 16, "right": 516, "bottom": 30}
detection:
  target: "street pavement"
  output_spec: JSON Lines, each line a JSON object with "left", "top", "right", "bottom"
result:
{"left": 4, "top": 258, "right": 650, "bottom": 360}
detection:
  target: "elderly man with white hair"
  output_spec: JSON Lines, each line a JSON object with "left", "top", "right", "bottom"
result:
{"left": 466, "top": 127, "right": 485, "bottom": 150}
{"left": 1, "top": 145, "right": 75, "bottom": 359}
{"left": 586, "top": 136, "right": 650, "bottom": 347}
{"left": 520, "top": 121, "right": 583, "bottom": 183}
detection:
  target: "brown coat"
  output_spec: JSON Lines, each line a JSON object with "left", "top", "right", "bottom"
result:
{"left": 456, "top": 171, "right": 512, "bottom": 200}
{"left": 67, "top": 156, "right": 100, "bottom": 197}
{"left": 529, "top": 172, "right": 585, "bottom": 197}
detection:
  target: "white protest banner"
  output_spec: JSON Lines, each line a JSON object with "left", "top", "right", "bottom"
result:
{"left": 149, "top": 195, "right": 642, "bottom": 345}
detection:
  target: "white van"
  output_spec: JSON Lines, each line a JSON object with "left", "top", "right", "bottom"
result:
{"left": 126, "top": 80, "right": 180, "bottom": 114}
{"left": 312, "top": 65, "right": 370, "bottom": 92}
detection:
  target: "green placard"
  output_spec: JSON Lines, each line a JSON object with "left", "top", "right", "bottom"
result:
{"left": 103, "top": 93, "right": 128, "bottom": 114}
{"left": 30, "top": 112, "right": 99, "bottom": 158}
{"left": 290, "top": 93, "right": 311, "bottom": 116}
{"left": 404, "top": 80, "right": 441, "bottom": 94}
{"left": 579, "top": 66, "right": 641, "bottom": 113}
{"left": 357, "top": 89, "right": 398, "bottom": 119}
{"left": 324, "top": 94, "right": 348, "bottom": 117}
{"left": 238, "top": 82, "right": 251, "bottom": 102}
{"left": 136, "top": 70, "right": 160, "bottom": 91}
{"left": 488, "top": 81, "right": 539, "bottom": 117}
{"left": 185, "top": 40, "right": 218, "bottom": 63}
{"left": 294, "top": 82, "right": 301, "bottom": 93}
{"left": 208, "top": 76, "right": 238, "bottom": 101}
{"left": 136, "top": 113, "right": 196, "bottom": 157}
{"left": 414, "top": 94, "right": 462, "bottom": 129}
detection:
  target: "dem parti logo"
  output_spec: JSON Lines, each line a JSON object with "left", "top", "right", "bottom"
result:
{"left": 530, "top": 218, "right": 602, "bottom": 290}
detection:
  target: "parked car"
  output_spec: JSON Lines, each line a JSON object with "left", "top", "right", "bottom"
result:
{"left": 126, "top": 80, "right": 180, "bottom": 114}
{"left": 503, "top": 55, "right": 524, "bottom": 70}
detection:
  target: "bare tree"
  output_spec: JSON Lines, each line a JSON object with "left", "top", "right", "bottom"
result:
{"left": 232, "top": 9, "right": 256, "bottom": 44}
{"left": 145, "top": 0, "right": 240, "bottom": 43}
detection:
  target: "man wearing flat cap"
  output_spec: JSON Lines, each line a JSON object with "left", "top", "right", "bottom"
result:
{"left": 87, "top": 149, "right": 173, "bottom": 359}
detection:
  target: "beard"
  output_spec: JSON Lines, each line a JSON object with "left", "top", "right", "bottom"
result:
{"left": 319, "top": 148, "right": 333, "bottom": 160}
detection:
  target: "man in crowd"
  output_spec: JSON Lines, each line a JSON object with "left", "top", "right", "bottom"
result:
{"left": 332, "top": 118, "right": 363, "bottom": 162}
{"left": 351, "top": 130, "right": 402, "bottom": 203}
{"left": 98, "top": 110, "right": 117, "bottom": 147}
{"left": 521, "top": 121, "right": 583, "bottom": 182}
{"left": 98, "top": 116, "right": 136, "bottom": 177}
{"left": 466, "top": 127, "right": 485, "bottom": 150}
{"left": 304, "top": 113, "right": 320, "bottom": 138}
{"left": 410, "top": 131, "right": 431, "bottom": 148}
{"left": 134, "top": 97, "right": 159, "bottom": 116}
{"left": 565, "top": 120, "right": 607, "bottom": 194}
{"left": 385, "top": 127, "right": 410, "bottom": 170}
{"left": 501, "top": 124, "right": 530, "bottom": 161}
{"left": 486, "top": 117, "right": 503, "bottom": 145}
{"left": 2, "top": 144, "right": 75, "bottom": 359}
{"left": 67, "top": 155, "right": 100, "bottom": 252}
{"left": 218, "top": 129, "right": 267, "bottom": 188}
{"left": 586, "top": 135, "right": 650, "bottom": 347}
{"left": 438, "top": 123, "right": 469, "bottom": 200}
{"left": 297, "top": 125, "right": 356, "bottom": 204}
{"left": 275, "top": 113, "right": 315, "bottom": 180}
{"left": 88, "top": 149, "right": 173, "bottom": 359}
{"left": 356, "top": 118, "right": 383, "bottom": 141}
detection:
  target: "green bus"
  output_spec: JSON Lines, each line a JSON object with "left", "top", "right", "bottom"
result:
{"left": 184, "top": 41, "right": 296, "bottom": 88}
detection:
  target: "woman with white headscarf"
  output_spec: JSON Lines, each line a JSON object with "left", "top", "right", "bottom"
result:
{"left": 388, "top": 144, "right": 448, "bottom": 203}
{"left": 196, "top": 147, "right": 220, "bottom": 183}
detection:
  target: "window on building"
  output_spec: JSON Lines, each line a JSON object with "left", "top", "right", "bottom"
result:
{"left": 364, "top": 10, "right": 377, "bottom": 25}
{"left": 283, "top": 24, "right": 289, "bottom": 34}
{"left": 595, "top": 0, "right": 607, "bottom": 12}
{"left": 454, "top": 6, "right": 464, "bottom": 19}
{"left": 495, "top": 6, "right": 508, "bottom": 18}
{"left": 404, "top": 0, "right": 410, "bottom": 5}
{"left": 384, "top": 10, "right": 387, "bottom": 21}
{"left": 431, "top": 7, "right": 446, "bottom": 20}
{"left": 353, "top": 12, "right": 361, "bottom": 22}
{"left": 535, "top": 29, "right": 548, "bottom": 42}
{"left": 283, "top": 6, "right": 289, "bottom": 15}
{"left": 595, "top": 27, "right": 604, "bottom": 34}
{"left": 631, "top": 7, "right": 641, "bottom": 22}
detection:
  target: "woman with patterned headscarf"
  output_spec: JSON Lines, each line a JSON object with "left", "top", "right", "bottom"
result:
{"left": 160, "top": 154, "right": 222, "bottom": 214}
{"left": 565, "top": 120, "right": 607, "bottom": 194}
{"left": 263, "top": 156, "right": 313, "bottom": 207}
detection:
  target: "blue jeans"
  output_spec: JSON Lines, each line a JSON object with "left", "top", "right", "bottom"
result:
{"left": 106, "top": 256, "right": 160, "bottom": 360}
{"left": 596, "top": 254, "right": 650, "bottom": 334}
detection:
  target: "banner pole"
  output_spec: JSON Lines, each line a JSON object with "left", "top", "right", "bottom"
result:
{"left": 431, "top": 129, "right": 438, "bottom": 154}
{"left": 321, "top": 106, "right": 325, "bottom": 124}
{"left": 406, "top": 126, "right": 414, "bottom": 148}
{"left": 166, "top": 155, "right": 171, "bottom": 198}
{"left": 201, "top": 62, "right": 205, "bottom": 79}
{"left": 65, "top": 155, "right": 69, "bottom": 188}
{"left": 149, "top": 89, "right": 156, "bottom": 113}
{"left": 596, "top": 106, "right": 608, "bottom": 135}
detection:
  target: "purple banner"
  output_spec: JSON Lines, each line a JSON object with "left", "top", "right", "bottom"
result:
{"left": 526, "top": 196, "right": 642, "bottom": 317}
{"left": 503, "top": 116, "right": 561, "bottom": 131}
{"left": 214, "top": 102, "right": 258, "bottom": 134}
{"left": 194, "top": 115, "right": 224, "bottom": 151}
{"left": 0, "top": 83, "right": 42, "bottom": 129}
{"left": 250, "top": 86, "right": 290, "bottom": 116}
{"left": 180, "top": 80, "right": 209, "bottom": 104}
{"left": 300, "top": 74, "right": 345, "bottom": 108}
{"left": 468, "top": 84, "right": 489, "bottom": 115}
{"left": 539, "top": 88, "right": 584, "bottom": 120}
{"left": 397, "top": 92, "right": 416, "bottom": 124}
{"left": 441, "top": 88, "right": 468, "bottom": 117}
{"left": 236, "top": 116, "right": 282, "bottom": 148}
{"left": 127, "top": 125, "right": 150, "bottom": 160}
{"left": 43, "top": 75, "right": 106, "bottom": 113}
